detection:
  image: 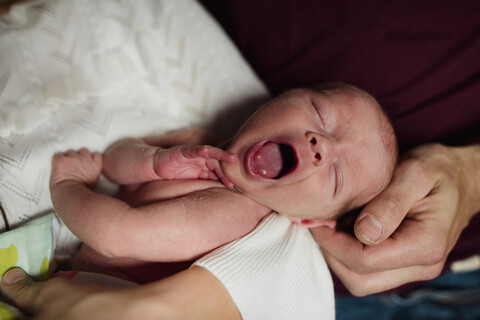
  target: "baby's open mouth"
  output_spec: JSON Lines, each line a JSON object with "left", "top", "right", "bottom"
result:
{"left": 246, "top": 142, "right": 297, "bottom": 179}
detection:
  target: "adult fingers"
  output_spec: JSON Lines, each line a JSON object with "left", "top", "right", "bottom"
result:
{"left": 323, "top": 251, "right": 444, "bottom": 296}
{"left": 354, "top": 159, "right": 434, "bottom": 245}
{"left": 1, "top": 268, "right": 42, "bottom": 315}
{"left": 2, "top": 269, "right": 110, "bottom": 320}
{"left": 313, "top": 218, "right": 443, "bottom": 274}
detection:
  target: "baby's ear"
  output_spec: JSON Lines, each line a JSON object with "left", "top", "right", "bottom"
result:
{"left": 288, "top": 217, "right": 336, "bottom": 229}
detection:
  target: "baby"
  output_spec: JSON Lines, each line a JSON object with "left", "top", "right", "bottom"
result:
{"left": 50, "top": 83, "right": 397, "bottom": 281}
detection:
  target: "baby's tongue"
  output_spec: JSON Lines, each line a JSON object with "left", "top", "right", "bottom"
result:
{"left": 250, "top": 142, "right": 283, "bottom": 178}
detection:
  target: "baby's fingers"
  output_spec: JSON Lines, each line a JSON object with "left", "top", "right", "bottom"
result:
{"left": 200, "top": 146, "right": 236, "bottom": 162}
{"left": 185, "top": 145, "right": 236, "bottom": 162}
{"left": 198, "top": 170, "right": 220, "bottom": 181}
{"left": 205, "top": 159, "right": 234, "bottom": 189}
{"left": 218, "top": 173, "right": 235, "bottom": 189}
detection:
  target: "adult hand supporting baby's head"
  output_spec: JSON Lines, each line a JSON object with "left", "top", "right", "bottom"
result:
{"left": 312, "top": 143, "right": 480, "bottom": 296}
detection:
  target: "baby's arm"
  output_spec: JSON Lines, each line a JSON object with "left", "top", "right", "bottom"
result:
{"left": 103, "top": 137, "right": 235, "bottom": 188}
{"left": 50, "top": 148, "right": 131, "bottom": 253}
{"left": 50, "top": 149, "right": 269, "bottom": 262}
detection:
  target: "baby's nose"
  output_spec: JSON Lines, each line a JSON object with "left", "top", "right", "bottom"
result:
{"left": 306, "top": 132, "right": 333, "bottom": 165}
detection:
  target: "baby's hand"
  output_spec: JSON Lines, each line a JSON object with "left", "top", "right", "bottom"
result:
{"left": 154, "top": 145, "right": 236, "bottom": 188}
{"left": 50, "top": 148, "right": 103, "bottom": 189}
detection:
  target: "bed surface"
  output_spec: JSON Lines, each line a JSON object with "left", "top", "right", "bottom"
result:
{"left": 0, "top": 0, "right": 269, "bottom": 233}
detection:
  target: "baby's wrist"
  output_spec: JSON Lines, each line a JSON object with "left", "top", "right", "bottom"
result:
{"left": 50, "top": 177, "right": 96, "bottom": 192}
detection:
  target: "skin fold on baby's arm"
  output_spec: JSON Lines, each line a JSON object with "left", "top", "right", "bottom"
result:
{"left": 50, "top": 131, "right": 270, "bottom": 263}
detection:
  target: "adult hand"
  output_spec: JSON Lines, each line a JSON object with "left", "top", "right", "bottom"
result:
{"left": 312, "top": 143, "right": 480, "bottom": 296}
{"left": 1, "top": 267, "right": 241, "bottom": 320}
{"left": 1, "top": 268, "right": 109, "bottom": 320}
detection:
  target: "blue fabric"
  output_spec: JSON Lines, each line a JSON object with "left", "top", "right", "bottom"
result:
{"left": 336, "top": 269, "right": 480, "bottom": 320}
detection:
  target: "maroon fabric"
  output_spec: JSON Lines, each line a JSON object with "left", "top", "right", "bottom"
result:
{"left": 201, "top": 0, "right": 480, "bottom": 151}
{"left": 200, "top": 0, "right": 480, "bottom": 294}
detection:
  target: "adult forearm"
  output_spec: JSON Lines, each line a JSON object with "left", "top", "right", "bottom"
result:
{"left": 120, "top": 267, "right": 241, "bottom": 320}
{"left": 1, "top": 267, "right": 241, "bottom": 320}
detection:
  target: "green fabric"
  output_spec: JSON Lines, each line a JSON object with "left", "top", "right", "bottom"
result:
{"left": 0, "top": 213, "right": 53, "bottom": 282}
{"left": 0, "top": 214, "right": 53, "bottom": 319}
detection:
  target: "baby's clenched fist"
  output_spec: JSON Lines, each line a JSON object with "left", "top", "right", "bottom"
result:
{"left": 50, "top": 148, "right": 103, "bottom": 189}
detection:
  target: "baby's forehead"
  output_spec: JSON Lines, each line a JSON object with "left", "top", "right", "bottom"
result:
{"left": 319, "top": 86, "right": 381, "bottom": 111}
{"left": 278, "top": 85, "right": 380, "bottom": 110}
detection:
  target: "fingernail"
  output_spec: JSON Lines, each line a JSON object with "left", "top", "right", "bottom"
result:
{"left": 357, "top": 214, "right": 383, "bottom": 243}
{"left": 2, "top": 268, "right": 27, "bottom": 285}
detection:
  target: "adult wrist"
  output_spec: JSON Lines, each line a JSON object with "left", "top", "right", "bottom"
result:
{"left": 469, "top": 143, "right": 480, "bottom": 213}
{"left": 455, "top": 143, "right": 480, "bottom": 218}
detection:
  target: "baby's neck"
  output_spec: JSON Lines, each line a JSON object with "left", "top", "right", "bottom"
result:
{"left": 231, "top": 185, "right": 272, "bottom": 212}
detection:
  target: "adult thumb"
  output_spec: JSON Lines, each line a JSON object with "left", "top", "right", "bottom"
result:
{"left": 1, "top": 268, "right": 40, "bottom": 315}
{"left": 354, "top": 190, "right": 416, "bottom": 245}
{"left": 353, "top": 154, "right": 436, "bottom": 246}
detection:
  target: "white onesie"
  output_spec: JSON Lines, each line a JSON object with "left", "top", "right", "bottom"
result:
{"left": 194, "top": 213, "right": 335, "bottom": 320}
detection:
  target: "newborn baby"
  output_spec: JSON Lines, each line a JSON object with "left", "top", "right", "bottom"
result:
{"left": 50, "top": 82, "right": 398, "bottom": 281}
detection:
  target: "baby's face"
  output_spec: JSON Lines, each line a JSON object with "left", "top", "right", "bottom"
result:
{"left": 222, "top": 88, "right": 394, "bottom": 220}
